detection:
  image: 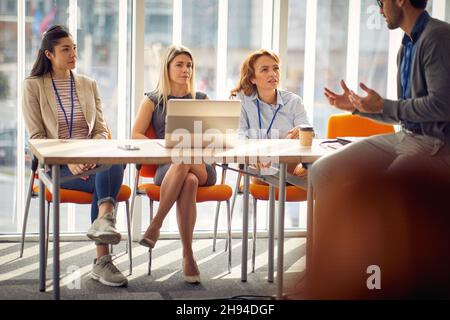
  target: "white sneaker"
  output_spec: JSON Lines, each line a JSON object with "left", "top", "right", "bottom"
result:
{"left": 87, "top": 212, "right": 121, "bottom": 245}
{"left": 91, "top": 254, "right": 128, "bottom": 287}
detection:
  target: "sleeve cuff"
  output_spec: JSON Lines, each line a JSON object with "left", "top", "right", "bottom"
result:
{"left": 382, "top": 99, "right": 398, "bottom": 120}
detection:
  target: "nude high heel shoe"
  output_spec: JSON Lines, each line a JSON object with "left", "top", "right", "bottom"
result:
{"left": 182, "top": 258, "right": 201, "bottom": 284}
{"left": 139, "top": 227, "right": 160, "bottom": 249}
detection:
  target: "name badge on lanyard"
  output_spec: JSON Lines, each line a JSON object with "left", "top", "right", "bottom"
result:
{"left": 256, "top": 99, "right": 281, "bottom": 139}
{"left": 51, "top": 72, "right": 75, "bottom": 138}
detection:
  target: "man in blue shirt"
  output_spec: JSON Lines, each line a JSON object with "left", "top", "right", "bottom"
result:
{"left": 315, "top": 0, "right": 450, "bottom": 190}
{"left": 305, "top": 0, "right": 450, "bottom": 299}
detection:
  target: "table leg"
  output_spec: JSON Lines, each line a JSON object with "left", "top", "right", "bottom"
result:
{"left": 306, "top": 173, "right": 314, "bottom": 275}
{"left": 52, "top": 165, "right": 60, "bottom": 300}
{"left": 241, "top": 164, "right": 250, "bottom": 282}
{"left": 276, "top": 163, "right": 286, "bottom": 300}
{"left": 268, "top": 185, "right": 275, "bottom": 283}
{"left": 39, "top": 163, "right": 45, "bottom": 292}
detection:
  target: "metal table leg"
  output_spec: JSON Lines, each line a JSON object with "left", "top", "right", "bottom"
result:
{"left": 241, "top": 164, "right": 250, "bottom": 282}
{"left": 39, "top": 163, "right": 46, "bottom": 292}
{"left": 52, "top": 165, "right": 61, "bottom": 300}
{"left": 276, "top": 163, "right": 287, "bottom": 300}
{"left": 306, "top": 172, "right": 314, "bottom": 275}
{"left": 268, "top": 185, "right": 275, "bottom": 283}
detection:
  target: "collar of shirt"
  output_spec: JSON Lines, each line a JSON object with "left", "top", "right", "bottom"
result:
{"left": 402, "top": 10, "right": 430, "bottom": 46}
{"left": 250, "top": 89, "right": 285, "bottom": 109}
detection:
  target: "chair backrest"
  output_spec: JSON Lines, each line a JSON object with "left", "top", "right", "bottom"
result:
{"left": 140, "top": 125, "right": 158, "bottom": 178}
{"left": 327, "top": 114, "right": 395, "bottom": 139}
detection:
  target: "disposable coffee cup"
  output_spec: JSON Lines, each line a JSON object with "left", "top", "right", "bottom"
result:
{"left": 299, "top": 126, "right": 314, "bottom": 147}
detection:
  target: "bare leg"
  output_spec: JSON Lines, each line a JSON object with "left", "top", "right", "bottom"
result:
{"left": 98, "top": 202, "right": 115, "bottom": 218}
{"left": 96, "top": 244, "right": 109, "bottom": 259}
{"left": 176, "top": 173, "right": 199, "bottom": 276}
{"left": 143, "top": 164, "right": 208, "bottom": 241}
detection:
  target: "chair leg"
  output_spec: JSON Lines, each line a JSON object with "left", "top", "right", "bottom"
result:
{"left": 230, "top": 172, "right": 241, "bottom": 217}
{"left": 45, "top": 202, "right": 50, "bottom": 274}
{"left": 19, "top": 171, "right": 36, "bottom": 258}
{"left": 212, "top": 201, "right": 221, "bottom": 252}
{"left": 125, "top": 200, "right": 132, "bottom": 275}
{"left": 252, "top": 197, "right": 257, "bottom": 273}
{"left": 226, "top": 200, "right": 232, "bottom": 273}
{"left": 148, "top": 199, "right": 154, "bottom": 276}
{"left": 130, "top": 168, "right": 141, "bottom": 223}
{"left": 226, "top": 173, "right": 241, "bottom": 251}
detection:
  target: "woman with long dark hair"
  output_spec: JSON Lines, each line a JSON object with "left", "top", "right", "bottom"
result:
{"left": 23, "top": 25, "right": 127, "bottom": 287}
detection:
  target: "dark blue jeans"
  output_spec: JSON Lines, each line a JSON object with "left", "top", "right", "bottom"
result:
{"left": 53, "top": 165, "right": 124, "bottom": 222}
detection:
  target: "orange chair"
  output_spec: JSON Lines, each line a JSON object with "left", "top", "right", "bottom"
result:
{"left": 224, "top": 171, "right": 307, "bottom": 277}
{"left": 130, "top": 126, "right": 233, "bottom": 275}
{"left": 327, "top": 113, "right": 395, "bottom": 139}
{"left": 20, "top": 131, "right": 133, "bottom": 274}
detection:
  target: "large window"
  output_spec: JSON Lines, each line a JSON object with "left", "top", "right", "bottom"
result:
{"left": 6, "top": 0, "right": 447, "bottom": 236}
{"left": 285, "top": 0, "right": 307, "bottom": 96}
{"left": 0, "top": 2, "right": 17, "bottom": 233}
{"left": 20, "top": 0, "right": 131, "bottom": 234}
{"left": 358, "top": 0, "right": 389, "bottom": 96}
{"left": 141, "top": 0, "right": 173, "bottom": 232}
{"left": 226, "top": 0, "right": 263, "bottom": 95}
{"left": 313, "top": 0, "right": 349, "bottom": 138}
{"left": 144, "top": 0, "right": 172, "bottom": 92}
{"left": 182, "top": 0, "right": 218, "bottom": 98}
{"left": 14, "top": 0, "right": 69, "bottom": 234}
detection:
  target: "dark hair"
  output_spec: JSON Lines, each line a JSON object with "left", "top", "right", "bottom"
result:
{"left": 30, "top": 25, "right": 72, "bottom": 78}
{"left": 410, "top": 0, "right": 428, "bottom": 9}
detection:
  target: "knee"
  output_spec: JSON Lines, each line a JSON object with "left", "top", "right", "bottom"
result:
{"left": 183, "top": 174, "right": 199, "bottom": 191}
{"left": 110, "top": 164, "right": 124, "bottom": 177}
{"left": 171, "top": 163, "right": 190, "bottom": 173}
{"left": 310, "top": 156, "right": 335, "bottom": 186}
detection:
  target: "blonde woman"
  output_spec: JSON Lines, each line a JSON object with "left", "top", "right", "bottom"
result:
{"left": 132, "top": 45, "right": 216, "bottom": 284}
{"left": 231, "top": 49, "right": 311, "bottom": 179}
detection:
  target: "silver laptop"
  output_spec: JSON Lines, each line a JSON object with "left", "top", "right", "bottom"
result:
{"left": 160, "top": 99, "right": 241, "bottom": 149}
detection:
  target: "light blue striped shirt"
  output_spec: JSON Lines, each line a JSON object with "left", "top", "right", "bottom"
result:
{"left": 237, "top": 90, "right": 311, "bottom": 139}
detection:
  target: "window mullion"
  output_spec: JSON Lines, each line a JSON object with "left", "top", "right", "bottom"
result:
{"left": 345, "top": 0, "right": 361, "bottom": 91}
{"left": 302, "top": 0, "right": 318, "bottom": 124}
{"left": 216, "top": 0, "right": 228, "bottom": 99}
{"left": 16, "top": 0, "right": 26, "bottom": 233}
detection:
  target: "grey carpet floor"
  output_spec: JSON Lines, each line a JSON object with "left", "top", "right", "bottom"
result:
{"left": 0, "top": 238, "right": 306, "bottom": 300}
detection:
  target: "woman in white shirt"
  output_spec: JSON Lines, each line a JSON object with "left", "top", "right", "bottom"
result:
{"left": 231, "top": 49, "right": 311, "bottom": 179}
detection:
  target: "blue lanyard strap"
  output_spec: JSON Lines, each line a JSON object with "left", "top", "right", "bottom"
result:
{"left": 51, "top": 72, "right": 74, "bottom": 138}
{"left": 256, "top": 99, "right": 281, "bottom": 139}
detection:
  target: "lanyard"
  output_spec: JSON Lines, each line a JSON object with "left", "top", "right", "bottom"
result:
{"left": 51, "top": 72, "right": 74, "bottom": 138}
{"left": 256, "top": 99, "right": 281, "bottom": 139}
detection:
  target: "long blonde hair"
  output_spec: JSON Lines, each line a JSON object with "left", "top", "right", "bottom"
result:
{"left": 152, "top": 45, "right": 197, "bottom": 111}
{"left": 230, "top": 49, "right": 280, "bottom": 98}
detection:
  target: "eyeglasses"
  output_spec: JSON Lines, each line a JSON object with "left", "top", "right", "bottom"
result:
{"left": 376, "top": 0, "right": 383, "bottom": 8}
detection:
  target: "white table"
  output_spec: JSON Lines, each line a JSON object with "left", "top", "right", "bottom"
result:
{"left": 29, "top": 138, "right": 329, "bottom": 299}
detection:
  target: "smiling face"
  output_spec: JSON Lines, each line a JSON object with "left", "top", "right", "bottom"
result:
{"left": 45, "top": 36, "right": 77, "bottom": 72}
{"left": 251, "top": 54, "right": 280, "bottom": 93}
{"left": 379, "top": 0, "right": 404, "bottom": 30}
{"left": 168, "top": 53, "right": 193, "bottom": 87}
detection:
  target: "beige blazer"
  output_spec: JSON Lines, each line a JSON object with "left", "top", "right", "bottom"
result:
{"left": 23, "top": 72, "right": 108, "bottom": 140}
